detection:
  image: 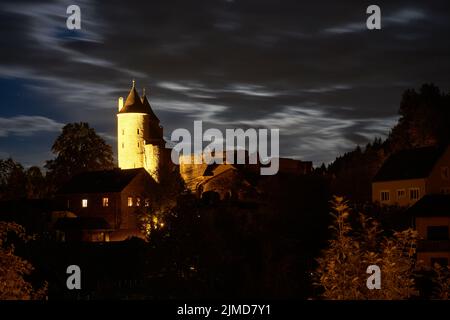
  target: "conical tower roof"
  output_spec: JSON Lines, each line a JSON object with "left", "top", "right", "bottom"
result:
{"left": 140, "top": 88, "right": 160, "bottom": 122}
{"left": 119, "top": 80, "right": 151, "bottom": 114}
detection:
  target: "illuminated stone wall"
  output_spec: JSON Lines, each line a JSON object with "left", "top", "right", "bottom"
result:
{"left": 144, "top": 143, "right": 161, "bottom": 182}
{"left": 117, "top": 112, "right": 161, "bottom": 182}
{"left": 179, "top": 154, "right": 208, "bottom": 193}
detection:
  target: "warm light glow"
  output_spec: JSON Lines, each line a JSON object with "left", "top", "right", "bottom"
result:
{"left": 118, "top": 97, "right": 124, "bottom": 111}
{"left": 117, "top": 111, "right": 161, "bottom": 182}
{"left": 144, "top": 223, "right": 151, "bottom": 236}
{"left": 82, "top": 199, "right": 88, "bottom": 207}
{"left": 152, "top": 216, "right": 159, "bottom": 229}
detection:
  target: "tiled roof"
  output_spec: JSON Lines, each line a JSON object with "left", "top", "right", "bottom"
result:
{"left": 373, "top": 146, "right": 445, "bottom": 182}
{"left": 119, "top": 82, "right": 157, "bottom": 116}
{"left": 406, "top": 194, "right": 450, "bottom": 217}
{"left": 141, "top": 94, "right": 159, "bottom": 122}
{"left": 57, "top": 168, "right": 149, "bottom": 194}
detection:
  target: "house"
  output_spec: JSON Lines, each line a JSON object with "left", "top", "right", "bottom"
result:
{"left": 180, "top": 151, "right": 311, "bottom": 200}
{"left": 55, "top": 168, "right": 157, "bottom": 241}
{"left": 198, "top": 163, "right": 260, "bottom": 201}
{"left": 372, "top": 146, "right": 450, "bottom": 206}
{"left": 407, "top": 194, "right": 450, "bottom": 267}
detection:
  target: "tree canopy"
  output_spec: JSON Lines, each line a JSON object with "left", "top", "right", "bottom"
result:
{"left": 45, "top": 122, "right": 114, "bottom": 190}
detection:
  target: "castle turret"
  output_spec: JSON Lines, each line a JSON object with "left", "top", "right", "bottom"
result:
{"left": 117, "top": 81, "right": 164, "bottom": 182}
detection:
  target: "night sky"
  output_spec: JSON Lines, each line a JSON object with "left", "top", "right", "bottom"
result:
{"left": 1, "top": 0, "right": 450, "bottom": 167}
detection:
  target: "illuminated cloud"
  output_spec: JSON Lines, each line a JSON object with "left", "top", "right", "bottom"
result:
{"left": 0, "top": 0, "right": 449, "bottom": 166}
{"left": 324, "top": 7, "right": 427, "bottom": 34}
{"left": 0, "top": 116, "right": 63, "bottom": 137}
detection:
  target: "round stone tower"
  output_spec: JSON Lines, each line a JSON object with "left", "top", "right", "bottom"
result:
{"left": 117, "top": 81, "right": 164, "bottom": 182}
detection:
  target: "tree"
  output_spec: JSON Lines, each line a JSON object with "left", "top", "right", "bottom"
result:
{"left": 25, "top": 166, "right": 47, "bottom": 199}
{"left": 432, "top": 264, "right": 450, "bottom": 299}
{"left": 0, "top": 221, "right": 47, "bottom": 300}
{"left": 389, "top": 83, "right": 449, "bottom": 150}
{"left": 315, "top": 196, "right": 418, "bottom": 299}
{"left": 315, "top": 196, "right": 364, "bottom": 299}
{"left": 136, "top": 167, "right": 185, "bottom": 239}
{"left": 45, "top": 122, "right": 114, "bottom": 190}
{"left": 0, "top": 158, "right": 27, "bottom": 200}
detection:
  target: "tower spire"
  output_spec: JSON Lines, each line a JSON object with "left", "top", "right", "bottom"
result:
{"left": 132, "top": 79, "right": 136, "bottom": 88}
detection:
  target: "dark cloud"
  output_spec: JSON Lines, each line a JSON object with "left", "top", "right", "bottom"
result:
{"left": 1, "top": 0, "right": 450, "bottom": 166}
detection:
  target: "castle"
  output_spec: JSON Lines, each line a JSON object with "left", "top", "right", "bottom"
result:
{"left": 53, "top": 81, "right": 312, "bottom": 242}
{"left": 117, "top": 80, "right": 169, "bottom": 183}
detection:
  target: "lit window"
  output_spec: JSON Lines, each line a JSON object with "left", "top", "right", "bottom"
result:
{"left": 441, "top": 167, "right": 449, "bottom": 180}
{"left": 380, "top": 191, "right": 390, "bottom": 202}
{"left": 409, "top": 188, "right": 420, "bottom": 200}
{"left": 82, "top": 199, "right": 88, "bottom": 208}
{"left": 102, "top": 197, "right": 109, "bottom": 207}
{"left": 145, "top": 199, "right": 150, "bottom": 207}
{"left": 397, "top": 189, "right": 406, "bottom": 200}
{"left": 127, "top": 197, "right": 133, "bottom": 207}
{"left": 136, "top": 197, "right": 141, "bottom": 207}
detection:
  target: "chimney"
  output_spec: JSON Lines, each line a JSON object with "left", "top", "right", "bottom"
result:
{"left": 118, "top": 97, "right": 124, "bottom": 111}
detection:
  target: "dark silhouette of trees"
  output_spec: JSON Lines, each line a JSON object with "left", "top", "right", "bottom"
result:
{"left": 45, "top": 122, "right": 114, "bottom": 191}
{"left": 389, "top": 83, "right": 450, "bottom": 150}
{"left": 25, "top": 166, "right": 47, "bottom": 199}
{"left": 326, "top": 83, "right": 450, "bottom": 203}
{"left": 0, "top": 159, "right": 47, "bottom": 200}
{"left": 138, "top": 171, "right": 331, "bottom": 299}
{"left": 0, "top": 158, "right": 27, "bottom": 200}
{"left": 2, "top": 123, "right": 114, "bottom": 199}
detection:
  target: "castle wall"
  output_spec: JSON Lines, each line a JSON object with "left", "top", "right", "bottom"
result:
{"left": 144, "top": 144, "right": 161, "bottom": 182}
{"left": 179, "top": 154, "right": 208, "bottom": 193}
{"left": 117, "top": 113, "right": 150, "bottom": 170}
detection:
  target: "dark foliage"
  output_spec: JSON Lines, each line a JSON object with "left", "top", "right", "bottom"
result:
{"left": 45, "top": 122, "right": 114, "bottom": 192}
{"left": 0, "top": 159, "right": 47, "bottom": 200}
{"left": 325, "top": 84, "right": 450, "bottom": 203}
